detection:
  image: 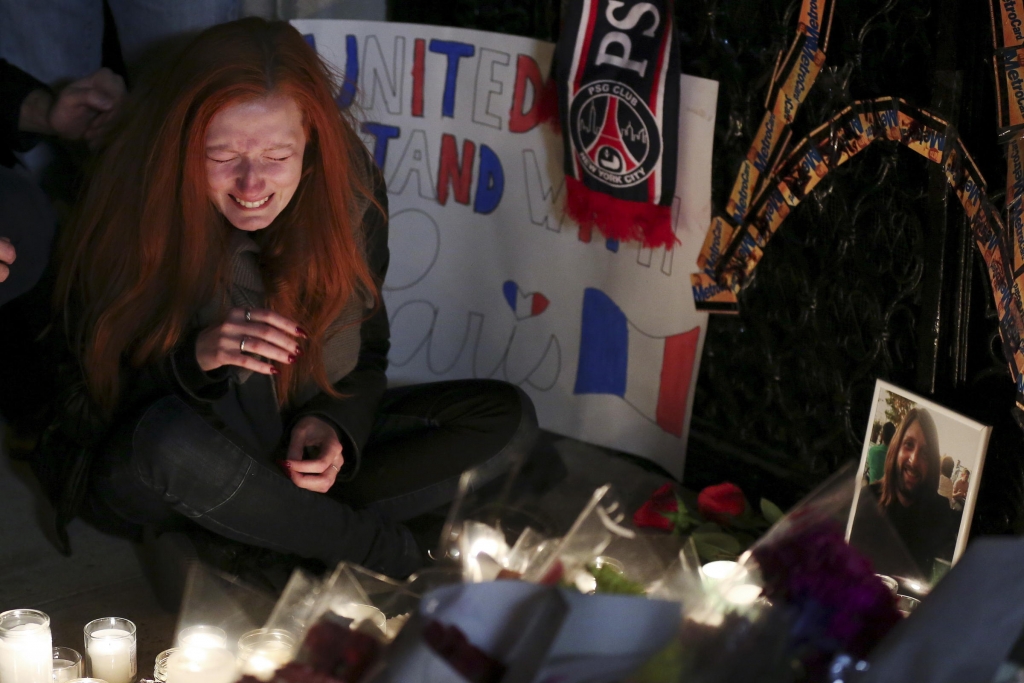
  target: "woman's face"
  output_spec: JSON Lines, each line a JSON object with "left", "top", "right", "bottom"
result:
{"left": 205, "top": 94, "right": 306, "bottom": 231}
{"left": 896, "top": 419, "right": 929, "bottom": 498}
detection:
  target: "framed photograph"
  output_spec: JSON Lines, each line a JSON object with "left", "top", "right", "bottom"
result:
{"left": 845, "top": 380, "right": 991, "bottom": 587}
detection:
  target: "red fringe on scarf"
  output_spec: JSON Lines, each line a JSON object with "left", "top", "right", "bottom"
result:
{"left": 565, "top": 176, "right": 677, "bottom": 249}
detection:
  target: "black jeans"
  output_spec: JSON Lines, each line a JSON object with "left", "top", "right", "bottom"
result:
{"left": 89, "top": 380, "right": 537, "bottom": 578}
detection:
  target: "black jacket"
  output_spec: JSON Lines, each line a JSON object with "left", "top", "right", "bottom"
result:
{"left": 35, "top": 170, "right": 391, "bottom": 551}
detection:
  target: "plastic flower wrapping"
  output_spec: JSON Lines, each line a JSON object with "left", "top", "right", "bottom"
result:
{"left": 164, "top": 461, "right": 933, "bottom": 683}
{"left": 632, "top": 464, "right": 908, "bottom": 683}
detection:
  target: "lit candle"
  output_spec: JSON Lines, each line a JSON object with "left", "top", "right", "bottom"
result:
{"left": 236, "top": 630, "right": 294, "bottom": 682}
{"left": 52, "top": 646, "right": 85, "bottom": 683}
{"left": 175, "top": 627, "right": 227, "bottom": 651}
{"left": 164, "top": 648, "right": 237, "bottom": 683}
{"left": 723, "top": 584, "right": 762, "bottom": 606}
{"left": 84, "top": 618, "right": 136, "bottom": 683}
{"left": 0, "top": 610, "right": 53, "bottom": 683}
{"left": 700, "top": 560, "right": 747, "bottom": 588}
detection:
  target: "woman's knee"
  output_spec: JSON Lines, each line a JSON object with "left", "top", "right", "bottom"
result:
{"left": 112, "top": 395, "right": 255, "bottom": 517}
{"left": 456, "top": 379, "right": 538, "bottom": 461}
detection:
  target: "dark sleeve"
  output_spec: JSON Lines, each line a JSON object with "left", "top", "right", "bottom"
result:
{"left": 0, "top": 59, "right": 49, "bottom": 167}
{"left": 125, "top": 327, "right": 231, "bottom": 406}
{"left": 168, "top": 327, "right": 232, "bottom": 401}
{"left": 291, "top": 173, "right": 390, "bottom": 481}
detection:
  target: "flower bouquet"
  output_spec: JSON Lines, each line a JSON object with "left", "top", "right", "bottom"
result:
{"left": 632, "top": 465, "right": 906, "bottom": 683}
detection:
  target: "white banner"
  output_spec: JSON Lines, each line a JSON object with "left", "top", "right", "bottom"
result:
{"left": 293, "top": 20, "right": 718, "bottom": 478}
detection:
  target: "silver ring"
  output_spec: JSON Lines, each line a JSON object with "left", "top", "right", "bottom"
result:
{"left": 329, "top": 464, "right": 340, "bottom": 472}
{"left": 239, "top": 336, "right": 247, "bottom": 353}
{"left": 245, "top": 308, "right": 252, "bottom": 322}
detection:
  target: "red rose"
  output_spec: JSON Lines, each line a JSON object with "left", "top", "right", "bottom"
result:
{"left": 697, "top": 482, "right": 746, "bottom": 524}
{"left": 633, "top": 483, "right": 679, "bottom": 531}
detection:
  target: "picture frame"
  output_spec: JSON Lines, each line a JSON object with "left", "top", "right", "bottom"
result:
{"left": 845, "top": 380, "right": 991, "bottom": 588}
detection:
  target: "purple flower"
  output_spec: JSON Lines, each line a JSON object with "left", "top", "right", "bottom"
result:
{"left": 750, "top": 515, "right": 901, "bottom": 660}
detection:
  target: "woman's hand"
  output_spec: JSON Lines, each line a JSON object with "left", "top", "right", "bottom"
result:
{"left": 195, "top": 306, "right": 305, "bottom": 375}
{"left": 282, "top": 416, "right": 344, "bottom": 493}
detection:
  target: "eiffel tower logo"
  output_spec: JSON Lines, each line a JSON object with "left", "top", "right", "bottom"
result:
{"left": 581, "top": 97, "right": 643, "bottom": 175}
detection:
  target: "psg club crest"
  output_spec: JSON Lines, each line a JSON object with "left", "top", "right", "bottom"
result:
{"left": 570, "top": 80, "right": 662, "bottom": 189}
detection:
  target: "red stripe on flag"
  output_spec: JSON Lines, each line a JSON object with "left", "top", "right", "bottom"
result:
{"left": 655, "top": 326, "right": 700, "bottom": 437}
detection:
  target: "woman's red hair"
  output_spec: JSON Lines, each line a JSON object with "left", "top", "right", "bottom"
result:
{"left": 56, "top": 18, "right": 378, "bottom": 412}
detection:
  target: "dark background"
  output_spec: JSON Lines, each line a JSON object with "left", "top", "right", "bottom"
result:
{"left": 388, "top": 0, "right": 1024, "bottom": 538}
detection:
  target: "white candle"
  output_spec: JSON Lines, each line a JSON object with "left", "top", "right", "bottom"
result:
{"left": 85, "top": 630, "right": 135, "bottom": 683}
{"left": 701, "top": 560, "right": 748, "bottom": 588}
{"left": 164, "top": 648, "right": 237, "bottom": 683}
{"left": 176, "top": 627, "right": 227, "bottom": 651}
{"left": 52, "top": 646, "right": 84, "bottom": 683}
{"left": 237, "top": 644, "right": 291, "bottom": 681}
{"left": 237, "top": 630, "right": 293, "bottom": 681}
{"left": 724, "top": 584, "right": 762, "bottom": 606}
{"left": 0, "top": 612, "right": 53, "bottom": 683}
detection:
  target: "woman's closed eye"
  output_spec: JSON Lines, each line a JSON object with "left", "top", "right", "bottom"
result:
{"left": 208, "top": 155, "right": 238, "bottom": 163}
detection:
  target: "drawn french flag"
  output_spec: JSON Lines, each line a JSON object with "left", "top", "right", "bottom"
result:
{"left": 573, "top": 288, "right": 699, "bottom": 437}
{"left": 503, "top": 280, "right": 550, "bottom": 320}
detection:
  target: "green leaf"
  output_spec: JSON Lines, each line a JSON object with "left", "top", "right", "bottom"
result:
{"left": 664, "top": 495, "right": 697, "bottom": 532}
{"left": 760, "top": 498, "right": 785, "bottom": 525}
{"left": 589, "top": 564, "right": 646, "bottom": 595}
{"left": 692, "top": 531, "right": 743, "bottom": 562}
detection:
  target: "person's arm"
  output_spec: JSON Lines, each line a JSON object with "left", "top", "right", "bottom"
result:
{"left": 289, "top": 173, "right": 390, "bottom": 481}
{"left": 0, "top": 59, "right": 49, "bottom": 166}
{"left": 120, "top": 328, "right": 233, "bottom": 408}
{"left": 1, "top": 60, "right": 125, "bottom": 164}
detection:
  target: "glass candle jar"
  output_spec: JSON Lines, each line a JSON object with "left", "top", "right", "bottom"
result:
{"left": 236, "top": 630, "right": 294, "bottom": 681}
{"left": 152, "top": 649, "right": 178, "bottom": 683}
{"left": 175, "top": 628, "right": 226, "bottom": 651}
{"left": 164, "top": 647, "right": 237, "bottom": 683}
{"left": 0, "top": 609, "right": 54, "bottom": 683}
{"left": 52, "top": 647, "right": 84, "bottom": 683}
{"left": 84, "top": 618, "right": 136, "bottom": 683}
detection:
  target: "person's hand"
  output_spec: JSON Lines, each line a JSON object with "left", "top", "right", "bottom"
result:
{"left": 195, "top": 306, "right": 305, "bottom": 375}
{"left": 282, "top": 416, "right": 344, "bottom": 493}
{"left": 19, "top": 68, "right": 126, "bottom": 146}
{"left": 0, "top": 238, "right": 15, "bottom": 283}
{"left": 50, "top": 68, "right": 126, "bottom": 145}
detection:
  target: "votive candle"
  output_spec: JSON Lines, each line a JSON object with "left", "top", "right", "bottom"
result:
{"left": 0, "top": 610, "right": 53, "bottom": 683}
{"left": 164, "top": 647, "right": 237, "bottom": 683}
{"left": 175, "top": 627, "right": 227, "bottom": 651}
{"left": 84, "top": 618, "right": 136, "bottom": 683}
{"left": 52, "top": 647, "right": 84, "bottom": 683}
{"left": 236, "top": 630, "right": 294, "bottom": 681}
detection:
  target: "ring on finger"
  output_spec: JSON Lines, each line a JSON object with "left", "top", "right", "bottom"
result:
{"left": 245, "top": 308, "right": 252, "bottom": 322}
{"left": 239, "top": 335, "right": 247, "bottom": 353}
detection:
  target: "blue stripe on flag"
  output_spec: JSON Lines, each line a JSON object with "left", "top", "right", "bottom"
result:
{"left": 574, "top": 288, "right": 628, "bottom": 396}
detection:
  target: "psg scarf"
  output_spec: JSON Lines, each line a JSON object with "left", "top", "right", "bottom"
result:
{"left": 556, "top": 0, "right": 681, "bottom": 248}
